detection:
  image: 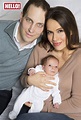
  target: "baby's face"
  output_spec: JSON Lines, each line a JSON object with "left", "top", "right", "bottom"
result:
{"left": 43, "top": 58, "right": 59, "bottom": 76}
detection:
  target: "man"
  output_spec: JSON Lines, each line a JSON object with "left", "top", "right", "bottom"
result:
{"left": 0, "top": 0, "right": 50, "bottom": 119}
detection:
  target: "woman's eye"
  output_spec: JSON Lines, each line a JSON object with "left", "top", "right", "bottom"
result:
{"left": 57, "top": 29, "right": 64, "bottom": 33}
{"left": 47, "top": 31, "right": 53, "bottom": 35}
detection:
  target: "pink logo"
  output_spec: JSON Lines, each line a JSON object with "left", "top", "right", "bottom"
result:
{"left": 3, "top": 2, "right": 21, "bottom": 10}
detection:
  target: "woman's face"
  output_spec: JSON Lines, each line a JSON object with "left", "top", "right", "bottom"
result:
{"left": 46, "top": 19, "right": 68, "bottom": 51}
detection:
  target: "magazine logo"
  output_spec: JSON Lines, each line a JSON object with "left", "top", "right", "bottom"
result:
{"left": 3, "top": 2, "right": 21, "bottom": 10}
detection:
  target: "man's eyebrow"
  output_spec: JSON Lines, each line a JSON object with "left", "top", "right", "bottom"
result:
{"left": 25, "top": 16, "right": 44, "bottom": 25}
{"left": 25, "top": 16, "right": 33, "bottom": 22}
{"left": 38, "top": 22, "right": 44, "bottom": 25}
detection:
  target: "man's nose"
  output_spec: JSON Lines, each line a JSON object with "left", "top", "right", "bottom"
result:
{"left": 28, "top": 24, "right": 35, "bottom": 33}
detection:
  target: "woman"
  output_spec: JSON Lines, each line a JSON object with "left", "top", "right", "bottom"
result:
{"left": 18, "top": 6, "right": 81, "bottom": 120}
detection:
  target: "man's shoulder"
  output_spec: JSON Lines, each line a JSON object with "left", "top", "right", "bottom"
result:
{"left": 0, "top": 20, "right": 14, "bottom": 32}
{"left": 0, "top": 20, "right": 13, "bottom": 26}
{"left": 0, "top": 20, "right": 17, "bottom": 30}
{"left": 0, "top": 20, "right": 18, "bottom": 38}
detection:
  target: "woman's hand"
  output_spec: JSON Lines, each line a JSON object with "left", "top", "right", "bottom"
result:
{"left": 27, "top": 72, "right": 56, "bottom": 91}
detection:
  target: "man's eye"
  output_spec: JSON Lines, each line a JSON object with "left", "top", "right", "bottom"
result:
{"left": 37, "top": 23, "right": 44, "bottom": 28}
{"left": 26, "top": 18, "right": 32, "bottom": 23}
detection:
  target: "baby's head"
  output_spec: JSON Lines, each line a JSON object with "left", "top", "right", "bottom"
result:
{"left": 41, "top": 55, "right": 59, "bottom": 76}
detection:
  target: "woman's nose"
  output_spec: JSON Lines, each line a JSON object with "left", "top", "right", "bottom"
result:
{"left": 52, "top": 33, "right": 58, "bottom": 41}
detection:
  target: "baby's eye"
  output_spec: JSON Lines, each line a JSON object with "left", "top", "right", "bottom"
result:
{"left": 55, "top": 66, "right": 58, "bottom": 68}
{"left": 49, "top": 64, "right": 51, "bottom": 66}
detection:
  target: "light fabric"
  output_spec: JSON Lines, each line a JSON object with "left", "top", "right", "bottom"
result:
{"left": 9, "top": 65, "right": 61, "bottom": 119}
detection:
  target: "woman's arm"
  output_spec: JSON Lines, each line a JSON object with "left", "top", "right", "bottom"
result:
{"left": 20, "top": 45, "right": 56, "bottom": 90}
{"left": 45, "top": 50, "right": 81, "bottom": 113}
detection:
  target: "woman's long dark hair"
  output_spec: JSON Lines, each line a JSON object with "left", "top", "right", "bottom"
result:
{"left": 40, "top": 6, "right": 79, "bottom": 51}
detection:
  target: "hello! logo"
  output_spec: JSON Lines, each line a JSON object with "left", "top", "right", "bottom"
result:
{"left": 3, "top": 2, "right": 21, "bottom": 10}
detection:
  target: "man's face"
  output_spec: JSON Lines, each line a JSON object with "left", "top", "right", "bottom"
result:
{"left": 18, "top": 4, "right": 46, "bottom": 47}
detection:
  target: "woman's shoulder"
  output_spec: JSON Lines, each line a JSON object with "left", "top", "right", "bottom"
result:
{"left": 75, "top": 48, "right": 81, "bottom": 55}
{"left": 72, "top": 48, "right": 81, "bottom": 60}
{"left": 34, "top": 44, "right": 47, "bottom": 53}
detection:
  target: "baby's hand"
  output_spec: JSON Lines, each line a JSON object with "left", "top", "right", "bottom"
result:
{"left": 28, "top": 68, "right": 35, "bottom": 76}
{"left": 25, "top": 102, "right": 32, "bottom": 107}
{"left": 53, "top": 103, "right": 59, "bottom": 109}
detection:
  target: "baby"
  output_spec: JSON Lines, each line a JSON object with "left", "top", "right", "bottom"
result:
{"left": 9, "top": 55, "right": 61, "bottom": 119}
